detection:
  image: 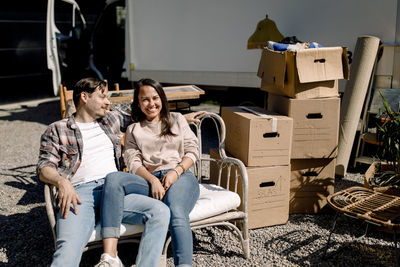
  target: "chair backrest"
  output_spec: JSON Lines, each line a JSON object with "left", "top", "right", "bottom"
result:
{"left": 60, "top": 85, "right": 74, "bottom": 118}
{"left": 191, "top": 112, "right": 248, "bottom": 200}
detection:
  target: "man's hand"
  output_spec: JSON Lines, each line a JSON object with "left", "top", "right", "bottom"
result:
{"left": 39, "top": 166, "right": 83, "bottom": 219}
{"left": 184, "top": 111, "right": 206, "bottom": 124}
{"left": 162, "top": 171, "right": 179, "bottom": 191}
{"left": 149, "top": 177, "right": 166, "bottom": 200}
{"left": 57, "top": 179, "right": 82, "bottom": 219}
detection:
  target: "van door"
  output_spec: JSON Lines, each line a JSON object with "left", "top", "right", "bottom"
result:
{"left": 46, "top": 0, "right": 87, "bottom": 95}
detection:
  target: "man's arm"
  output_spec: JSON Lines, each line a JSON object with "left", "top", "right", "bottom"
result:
{"left": 38, "top": 125, "right": 82, "bottom": 219}
{"left": 183, "top": 111, "right": 206, "bottom": 124}
{"left": 39, "top": 166, "right": 82, "bottom": 219}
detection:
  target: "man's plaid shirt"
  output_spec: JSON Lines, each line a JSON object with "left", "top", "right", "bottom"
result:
{"left": 37, "top": 110, "right": 131, "bottom": 181}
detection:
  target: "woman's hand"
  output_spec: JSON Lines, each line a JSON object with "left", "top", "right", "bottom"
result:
{"left": 162, "top": 170, "right": 179, "bottom": 191}
{"left": 149, "top": 177, "right": 165, "bottom": 200}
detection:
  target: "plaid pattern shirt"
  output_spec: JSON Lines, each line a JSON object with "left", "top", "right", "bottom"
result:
{"left": 37, "top": 110, "right": 131, "bottom": 181}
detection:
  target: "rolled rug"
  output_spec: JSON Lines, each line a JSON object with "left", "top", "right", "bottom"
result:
{"left": 335, "top": 36, "right": 380, "bottom": 177}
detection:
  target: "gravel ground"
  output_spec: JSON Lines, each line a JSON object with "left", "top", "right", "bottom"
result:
{"left": 0, "top": 98, "right": 397, "bottom": 266}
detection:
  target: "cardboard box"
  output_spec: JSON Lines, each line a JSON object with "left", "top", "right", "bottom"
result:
{"left": 221, "top": 106, "right": 293, "bottom": 167}
{"left": 257, "top": 47, "right": 349, "bottom": 99}
{"left": 290, "top": 158, "right": 335, "bottom": 214}
{"left": 268, "top": 94, "right": 340, "bottom": 159}
{"left": 209, "top": 148, "right": 290, "bottom": 229}
{"left": 373, "top": 75, "right": 392, "bottom": 88}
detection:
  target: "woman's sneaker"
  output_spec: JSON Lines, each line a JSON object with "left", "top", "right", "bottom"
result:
{"left": 94, "top": 253, "right": 124, "bottom": 267}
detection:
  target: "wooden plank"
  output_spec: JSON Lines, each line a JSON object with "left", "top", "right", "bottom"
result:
{"left": 59, "top": 84, "right": 66, "bottom": 118}
{"left": 107, "top": 85, "right": 205, "bottom": 103}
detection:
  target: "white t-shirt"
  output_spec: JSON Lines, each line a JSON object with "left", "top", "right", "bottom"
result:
{"left": 71, "top": 121, "right": 118, "bottom": 186}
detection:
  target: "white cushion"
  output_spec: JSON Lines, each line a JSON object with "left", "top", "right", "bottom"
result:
{"left": 189, "top": 183, "right": 241, "bottom": 222}
{"left": 88, "top": 183, "right": 240, "bottom": 242}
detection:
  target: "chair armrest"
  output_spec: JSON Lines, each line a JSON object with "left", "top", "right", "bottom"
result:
{"left": 44, "top": 183, "right": 58, "bottom": 246}
{"left": 217, "top": 155, "right": 248, "bottom": 214}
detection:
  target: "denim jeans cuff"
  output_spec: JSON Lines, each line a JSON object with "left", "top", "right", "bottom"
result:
{"left": 102, "top": 227, "right": 120, "bottom": 238}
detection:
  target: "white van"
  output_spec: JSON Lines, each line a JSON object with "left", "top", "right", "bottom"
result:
{"left": 47, "top": 0, "right": 399, "bottom": 96}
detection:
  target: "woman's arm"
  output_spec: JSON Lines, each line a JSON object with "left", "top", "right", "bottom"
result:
{"left": 161, "top": 157, "right": 194, "bottom": 190}
{"left": 123, "top": 125, "right": 145, "bottom": 174}
{"left": 162, "top": 113, "right": 199, "bottom": 190}
{"left": 135, "top": 166, "right": 166, "bottom": 200}
{"left": 123, "top": 124, "right": 166, "bottom": 200}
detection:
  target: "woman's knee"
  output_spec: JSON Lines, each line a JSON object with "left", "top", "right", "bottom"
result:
{"left": 104, "top": 171, "right": 124, "bottom": 187}
{"left": 169, "top": 210, "right": 190, "bottom": 229}
{"left": 104, "top": 171, "right": 144, "bottom": 191}
{"left": 147, "top": 201, "right": 170, "bottom": 229}
{"left": 154, "top": 201, "right": 170, "bottom": 220}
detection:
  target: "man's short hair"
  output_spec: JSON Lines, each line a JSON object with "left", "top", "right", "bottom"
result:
{"left": 73, "top": 78, "right": 107, "bottom": 108}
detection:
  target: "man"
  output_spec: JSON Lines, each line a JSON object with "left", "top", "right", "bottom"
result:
{"left": 38, "top": 77, "right": 202, "bottom": 267}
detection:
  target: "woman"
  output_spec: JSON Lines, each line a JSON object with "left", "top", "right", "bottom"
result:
{"left": 100, "top": 78, "right": 200, "bottom": 267}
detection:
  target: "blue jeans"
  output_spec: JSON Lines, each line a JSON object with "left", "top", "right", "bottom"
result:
{"left": 51, "top": 178, "right": 169, "bottom": 267}
{"left": 102, "top": 170, "right": 200, "bottom": 266}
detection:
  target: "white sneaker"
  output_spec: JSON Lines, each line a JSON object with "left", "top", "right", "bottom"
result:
{"left": 94, "top": 253, "right": 124, "bottom": 267}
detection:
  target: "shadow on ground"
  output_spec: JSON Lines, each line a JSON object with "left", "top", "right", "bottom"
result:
{"left": 0, "top": 206, "right": 54, "bottom": 266}
{"left": 263, "top": 228, "right": 396, "bottom": 266}
{"left": 0, "top": 99, "right": 60, "bottom": 125}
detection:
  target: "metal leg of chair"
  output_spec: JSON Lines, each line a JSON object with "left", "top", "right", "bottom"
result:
{"left": 355, "top": 222, "right": 369, "bottom": 240}
{"left": 323, "top": 212, "right": 339, "bottom": 259}
{"left": 394, "top": 230, "right": 398, "bottom": 267}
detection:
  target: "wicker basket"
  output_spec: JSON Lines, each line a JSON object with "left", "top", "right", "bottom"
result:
{"left": 364, "top": 161, "right": 400, "bottom": 196}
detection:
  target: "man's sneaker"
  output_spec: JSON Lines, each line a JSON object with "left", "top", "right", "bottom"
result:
{"left": 94, "top": 253, "right": 124, "bottom": 267}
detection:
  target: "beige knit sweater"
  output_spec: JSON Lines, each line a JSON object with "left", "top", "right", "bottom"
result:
{"left": 123, "top": 112, "right": 199, "bottom": 174}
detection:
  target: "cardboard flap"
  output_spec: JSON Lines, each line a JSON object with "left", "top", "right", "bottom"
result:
{"left": 342, "top": 47, "right": 350, "bottom": 80}
{"left": 296, "top": 47, "right": 345, "bottom": 83}
{"left": 239, "top": 106, "right": 277, "bottom": 132}
{"left": 257, "top": 49, "right": 286, "bottom": 88}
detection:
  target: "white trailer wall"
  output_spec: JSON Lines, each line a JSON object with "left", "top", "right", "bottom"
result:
{"left": 126, "top": 0, "right": 397, "bottom": 89}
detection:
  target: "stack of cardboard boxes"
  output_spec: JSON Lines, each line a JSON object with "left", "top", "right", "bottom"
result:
{"left": 259, "top": 46, "right": 349, "bottom": 214}
{"left": 216, "top": 106, "right": 293, "bottom": 229}
{"left": 210, "top": 45, "right": 349, "bottom": 229}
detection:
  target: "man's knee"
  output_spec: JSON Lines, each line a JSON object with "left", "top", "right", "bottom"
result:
{"left": 52, "top": 238, "right": 85, "bottom": 266}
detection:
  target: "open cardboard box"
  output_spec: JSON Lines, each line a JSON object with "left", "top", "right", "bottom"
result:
{"left": 257, "top": 47, "right": 349, "bottom": 99}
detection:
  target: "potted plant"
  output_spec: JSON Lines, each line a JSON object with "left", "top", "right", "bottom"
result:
{"left": 364, "top": 90, "right": 400, "bottom": 195}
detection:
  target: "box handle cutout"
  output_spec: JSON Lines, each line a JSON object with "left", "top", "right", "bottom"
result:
{"left": 263, "top": 132, "right": 279, "bottom": 138}
{"left": 314, "top": 58, "right": 326, "bottom": 63}
{"left": 306, "top": 113, "right": 323, "bottom": 119}
{"left": 302, "top": 171, "right": 318, "bottom": 177}
{"left": 260, "top": 181, "right": 275, "bottom": 187}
